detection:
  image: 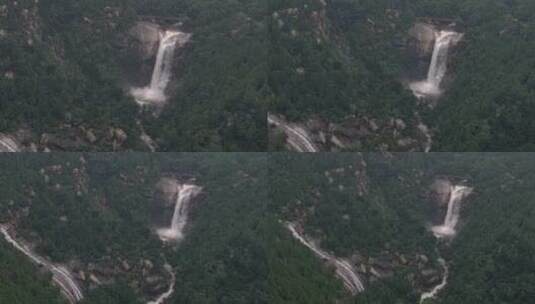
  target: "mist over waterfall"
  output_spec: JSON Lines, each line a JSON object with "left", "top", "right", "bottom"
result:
{"left": 431, "top": 185, "right": 472, "bottom": 238}
{"left": 410, "top": 30, "right": 463, "bottom": 99}
{"left": 131, "top": 30, "right": 191, "bottom": 106}
{"left": 286, "top": 222, "right": 365, "bottom": 295}
{"left": 157, "top": 183, "right": 202, "bottom": 242}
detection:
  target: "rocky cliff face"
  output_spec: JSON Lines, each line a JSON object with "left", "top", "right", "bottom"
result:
{"left": 408, "top": 23, "right": 437, "bottom": 58}
{"left": 129, "top": 21, "right": 161, "bottom": 60}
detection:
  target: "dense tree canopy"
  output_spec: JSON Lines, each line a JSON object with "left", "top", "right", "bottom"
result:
{"left": 269, "top": 0, "right": 535, "bottom": 151}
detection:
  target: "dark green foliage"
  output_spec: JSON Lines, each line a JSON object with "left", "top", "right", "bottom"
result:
{"left": 269, "top": 0, "right": 535, "bottom": 151}
{"left": 0, "top": 153, "right": 269, "bottom": 303}
{"left": 0, "top": 239, "right": 65, "bottom": 304}
{"left": 262, "top": 219, "right": 345, "bottom": 304}
{"left": 0, "top": 0, "right": 267, "bottom": 151}
{"left": 1, "top": 153, "right": 534, "bottom": 303}
{"left": 82, "top": 281, "right": 143, "bottom": 304}
{"left": 269, "top": 153, "right": 535, "bottom": 303}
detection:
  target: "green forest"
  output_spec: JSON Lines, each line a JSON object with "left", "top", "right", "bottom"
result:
{"left": 0, "top": 153, "right": 269, "bottom": 304}
{"left": 268, "top": 153, "right": 535, "bottom": 303}
{"left": 0, "top": 0, "right": 268, "bottom": 151}
{"left": 1, "top": 153, "right": 534, "bottom": 303}
{"left": 269, "top": 0, "right": 535, "bottom": 151}
{"left": 2, "top": 0, "right": 534, "bottom": 151}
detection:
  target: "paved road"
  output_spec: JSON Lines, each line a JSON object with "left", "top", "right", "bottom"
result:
{"left": 268, "top": 114, "right": 319, "bottom": 152}
{"left": 0, "top": 134, "right": 21, "bottom": 152}
{"left": 0, "top": 225, "right": 83, "bottom": 303}
{"left": 287, "top": 222, "right": 364, "bottom": 294}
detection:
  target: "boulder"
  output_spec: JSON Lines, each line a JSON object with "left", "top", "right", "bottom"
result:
{"left": 145, "top": 275, "right": 163, "bottom": 285}
{"left": 122, "top": 260, "right": 131, "bottom": 271}
{"left": 114, "top": 128, "right": 128, "bottom": 143}
{"left": 89, "top": 274, "right": 102, "bottom": 285}
{"left": 86, "top": 129, "right": 97, "bottom": 143}
{"left": 421, "top": 268, "right": 438, "bottom": 277}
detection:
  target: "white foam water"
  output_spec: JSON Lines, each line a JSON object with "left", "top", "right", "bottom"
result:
{"left": 410, "top": 31, "right": 463, "bottom": 99}
{"left": 157, "top": 184, "right": 202, "bottom": 242}
{"left": 431, "top": 185, "right": 472, "bottom": 238}
{"left": 420, "top": 183, "right": 472, "bottom": 303}
{"left": 131, "top": 30, "right": 191, "bottom": 106}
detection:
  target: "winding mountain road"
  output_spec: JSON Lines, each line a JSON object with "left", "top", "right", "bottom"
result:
{"left": 0, "top": 134, "right": 21, "bottom": 152}
{"left": 268, "top": 114, "right": 319, "bottom": 152}
{"left": 286, "top": 222, "right": 364, "bottom": 295}
{"left": 0, "top": 225, "right": 83, "bottom": 303}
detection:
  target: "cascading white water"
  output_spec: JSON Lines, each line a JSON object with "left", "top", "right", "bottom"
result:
{"left": 131, "top": 30, "right": 191, "bottom": 106}
{"left": 419, "top": 258, "right": 448, "bottom": 303}
{"left": 410, "top": 30, "right": 463, "bottom": 99}
{"left": 147, "top": 264, "right": 175, "bottom": 304}
{"left": 420, "top": 183, "right": 472, "bottom": 303}
{"left": 157, "top": 184, "right": 202, "bottom": 242}
{"left": 431, "top": 185, "right": 472, "bottom": 238}
{"left": 0, "top": 225, "right": 84, "bottom": 303}
{"left": 286, "top": 222, "right": 365, "bottom": 295}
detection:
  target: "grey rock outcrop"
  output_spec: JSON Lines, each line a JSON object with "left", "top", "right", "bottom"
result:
{"left": 129, "top": 22, "right": 161, "bottom": 59}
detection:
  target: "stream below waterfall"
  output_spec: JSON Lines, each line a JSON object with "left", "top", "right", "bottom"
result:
{"left": 147, "top": 264, "right": 176, "bottom": 304}
{"left": 419, "top": 183, "right": 472, "bottom": 303}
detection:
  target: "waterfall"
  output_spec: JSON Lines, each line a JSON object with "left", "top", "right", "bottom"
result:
{"left": 131, "top": 30, "right": 191, "bottom": 106}
{"left": 421, "top": 184, "right": 472, "bottom": 303}
{"left": 410, "top": 30, "right": 463, "bottom": 99}
{"left": 431, "top": 185, "right": 472, "bottom": 238}
{"left": 157, "top": 184, "right": 202, "bottom": 242}
{"left": 286, "top": 222, "right": 365, "bottom": 295}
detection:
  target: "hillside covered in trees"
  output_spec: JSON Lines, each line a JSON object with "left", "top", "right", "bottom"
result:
{"left": 1, "top": 153, "right": 534, "bottom": 303}
{"left": 269, "top": 0, "right": 535, "bottom": 151}
{"left": 0, "top": 153, "right": 268, "bottom": 304}
{"left": 0, "top": 0, "right": 268, "bottom": 151}
{"left": 268, "top": 153, "right": 535, "bottom": 303}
